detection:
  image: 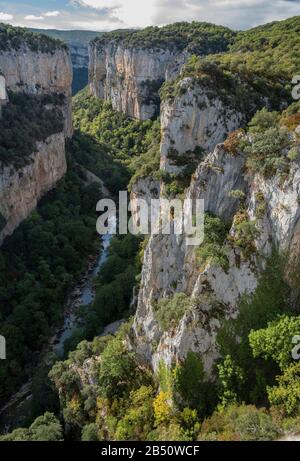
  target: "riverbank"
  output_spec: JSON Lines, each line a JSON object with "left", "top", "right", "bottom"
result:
{"left": 0, "top": 232, "right": 111, "bottom": 432}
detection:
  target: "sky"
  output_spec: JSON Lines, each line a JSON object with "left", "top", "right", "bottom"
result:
{"left": 0, "top": 0, "right": 300, "bottom": 31}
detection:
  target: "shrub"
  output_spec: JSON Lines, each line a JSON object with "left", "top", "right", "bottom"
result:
{"left": 255, "top": 191, "right": 267, "bottom": 218}
{"left": 115, "top": 386, "right": 155, "bottom": 441}
{"left": 153, "top": 391, "right": 173, "bottom": 427}
{"left": 230, "top": 215, "right": 259, "bottom": 259}
{"left": 81, "top": 423, "right": 99, "bottom": 441}
{"left": 223, "top": 129, "right": 245, "bottom": 155}
{"left": 217, "top": 252, "right": 289, "bottom": 406}
{"left": 0, "top": 92, "right": 64, "bottom": 168}
{"left": 267, "top": 363, "right": 300, "bottom": 416}
{"left": 199, "top": 405, "right": 279, "bottom": 441}
{"left": 249, "top": 315, "right": 300, "bottom": 372}
{"left": 196, "top": 214, "right": 230, "bottom": 271}
{"left": 98, "top": 335, "right": 142, "bottom": 399}
{"left": 173, "top": 352, "right": 209, "bottom": 415}
{"left": 217, "top": 355, "right": 245, "bottom": 410}
{"left": 248, "top": 108, "right": 279, "bottom": 133}
{"left": 245, "top": 127, "right": 290, "bottom": 178}
{"left": 153, "top": 293, "right": 192, "bottom": 331}
{"left": 287, "top": 147, "right": 300, "bottom": 161}
{"left": 0, "top": 412, "right": 63, "bottom": 441}
{"left": 0, "top": 23, "right": 66, "bottom": 53}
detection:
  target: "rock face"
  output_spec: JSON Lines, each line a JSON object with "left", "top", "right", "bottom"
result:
{"left": 89, "top": 41, "right": 182, "bottom": 120}
{"left": 0, "top": 75, "right": 8, "bottom": 117}
{"left": 70, "top": 43, "right": 90, "bottom": 94}
{"left": 29, "top": 28, "right": 102, "bottom": 95}
{"left": 160, "top": 78, "right": 244, "bottom": 173}
{"left": 132, "top": 146, "right": 258, "bottom": 375}
{"left": 131, "top": 81, "right": 300, "bottom": 377}
{"left": 0, "top": 133, "right": 67, "bottom": 245}
{"left": 0, "top": 46, "right": 73, "bottom": 137}
{"left": 0, "top": 32, "right": 72, "bottom": 245}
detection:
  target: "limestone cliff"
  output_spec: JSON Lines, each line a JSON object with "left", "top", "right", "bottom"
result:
{"left": 89, "top": 41, "right": 178, "bottom": 120}
{"left": 88, "top": 23, "right": 235, "bottom": 120}
{"left": 0, "top": 26, "right": 72, "bottom": 245}
{"left": 0, "top": 33, "right": 73, "bottom": 136}
{"left": 0, "top": 133, "right": 67, "bottom": 245}
{"left": 0, "top": 74, "right": 8, "bottom": 117}
{"left": 131, "top": 75, "right": 300, "bottom": 377}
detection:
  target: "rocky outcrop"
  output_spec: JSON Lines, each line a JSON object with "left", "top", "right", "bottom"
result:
{"left": 0, "top": 29, "right": 73, "bottom": 245}
{"left": 130, "top": 177, "right": 160, "bottom": 230}
{"left": 132, "top": 145, "right": 258, "bottom": 375}
{"left": 0, "top": 133, "right": 67, "bottom": 245}
{"left": 160, "top": 78, "right": 244, "bottom": 174}
{"left": 0, "top": 75, "right": 7, "bottom": 118}
{"left": 0, "top": 46, "right": 73, "bottom": 136}
{"left": 89, "top": 41, "right": 181, "bottom": 120}
{"left": 88, "top": 23, "right": 236, "bottom": 120}
{"left": 131, "top": 80, "right": 300, "bottom": 377}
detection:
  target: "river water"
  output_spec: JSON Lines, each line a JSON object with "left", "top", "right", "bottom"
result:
{"left": 0, "top": 229, "right": 115, "bottom": 431}
{"left": 53, "top": 231, "right": 113, "bottom": 356}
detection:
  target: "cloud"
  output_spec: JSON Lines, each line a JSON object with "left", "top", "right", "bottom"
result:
{"left": 0, "top": 12, "right": 14, "bottom": 21}
{"left": 70, "top": 0, "right": 300, "bottom": 29}
{"left": 25, "top": 15, "right": 44, "bottom": 21}
{"left": 5, "top": 0, "right": 300, "bottom": 31}
{"left": 44, "top": 11, "right": 60, "bottom": 17}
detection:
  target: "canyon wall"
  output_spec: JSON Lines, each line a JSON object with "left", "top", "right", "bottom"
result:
{"left": 0, "top": 133, "right": 67, "bottom": 245}
{"left": 0, "top": 75, "right": 8, "bottom": 117}
{"left": 130, "top": 73, "right": 300, "bottom": 377}
{"left": 0, "top": 45, "right": 73, "bottom": 137}
{"left": 0, "top": 29, "right": 73, "bottom": 245}
{"left": 89, "top": 40, "right": 180, "bottom": 120}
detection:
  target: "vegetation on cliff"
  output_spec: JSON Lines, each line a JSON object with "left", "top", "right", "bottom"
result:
{"left": 0, "top": 23, "right": 67, "bottom": 53}
{"left": 0, "top": 92, "right": 65, "bottom": 168}
{"left": 73, "top": 90, "right": 161, "bottom": 190}
{"left": 92, "top": 22, "right": 235, "bottom": 54}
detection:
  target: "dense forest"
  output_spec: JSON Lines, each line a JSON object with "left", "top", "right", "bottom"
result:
{"left": 0, "top": 92, "right": 65, "bottom": 167}
{"left": 93, "top": 22, "right": 236, "bottom": 54}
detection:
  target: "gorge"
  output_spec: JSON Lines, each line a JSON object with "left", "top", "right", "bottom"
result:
{"left": 1, "top": 17, "right": 300, "bottom": 442}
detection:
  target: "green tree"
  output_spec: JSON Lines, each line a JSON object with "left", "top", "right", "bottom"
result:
{"left": 249, "top": 315, "right": 300, "bottom": 371}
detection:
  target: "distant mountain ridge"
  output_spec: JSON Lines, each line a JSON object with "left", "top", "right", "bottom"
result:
{"left": 29, "top": 28, "right": 104, "bottom": 94}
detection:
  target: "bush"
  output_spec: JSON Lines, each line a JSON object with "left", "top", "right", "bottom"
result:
{"left": 93, "top": 22, "right": 235, "bottom": 54}
{"left": 249, "top": 315, "right": 300, "bottom": 372}
{"left": 98, "top": 335, "right": 142, "bottom": 399}
{"left": 173, "top": 352, "right": 212, "bottom": 415}
{"left": 217, "top": 253, "right": 289, "bottom": 405}
{"left": 0, "top": 412, "right": 63, "bottom": 441}
{"left": 196, "top": 214, "right": 230, "bottom": 271}
{"left": 153, "top": 293, "right": 192, "bottom": 331}
{"left": 248, "top": 108, "right": 279, "bottom": 133}
{"left": 231, "top": 218, "right": 259, "bottom": 259}
{"left": 0, "top": 23, "right": 66, "bottom": 53}
{"left": 81, "top": 423, "right": 99, "bottom": 441}
{"left": 199, "top": 405, "right": 279, "bottom": 441}
{"left": 245, "top": 127, "right": 290, "bottom": 178}
{"left": 268, "top": 363, "right": 300, "bottom": 417}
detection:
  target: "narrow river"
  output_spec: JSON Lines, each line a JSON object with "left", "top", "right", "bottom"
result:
{"left": 0, "top": 224, "right": 117, "bottom": 432}
{"left": 52, "top": 231, "right": 113, "bottom": 356}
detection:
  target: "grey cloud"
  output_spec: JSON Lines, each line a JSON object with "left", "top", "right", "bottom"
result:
{"left": 151, "top": 0, "right": 300, "bottom": 30}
